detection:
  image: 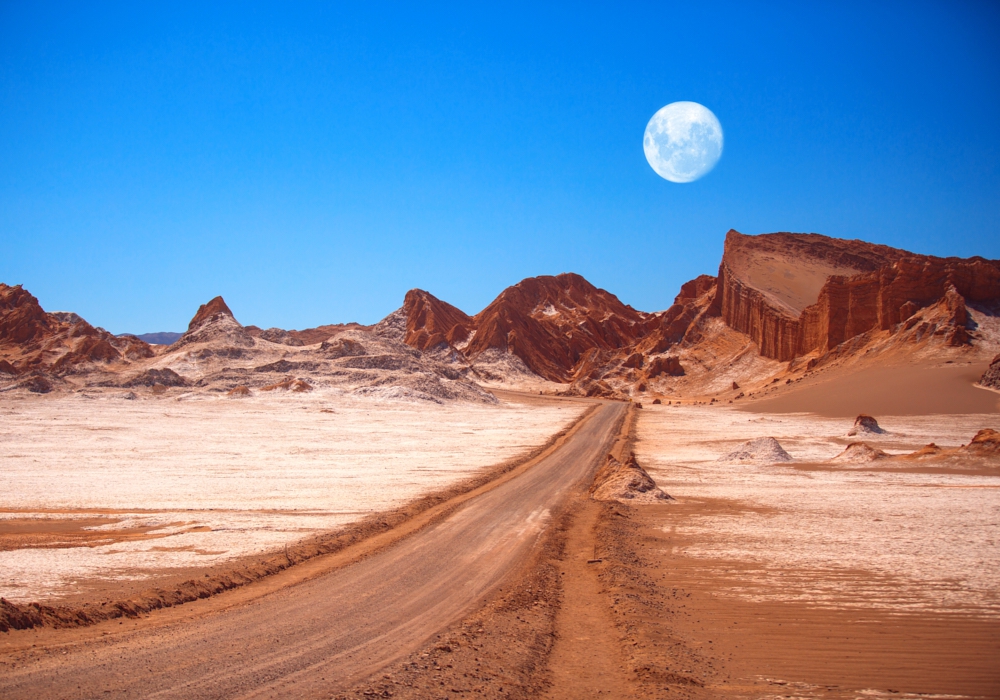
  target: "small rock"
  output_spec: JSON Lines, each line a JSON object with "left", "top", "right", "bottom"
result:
{"left": 847, "top": 414, "right": 886, "bottom": 436}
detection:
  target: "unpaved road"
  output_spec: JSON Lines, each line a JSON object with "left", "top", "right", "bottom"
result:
{"left": 0, "top": 401, "right": 625, "bottom": 699}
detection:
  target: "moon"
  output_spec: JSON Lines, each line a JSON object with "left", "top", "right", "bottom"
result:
{"left": 643, "top": 102, "right": 723, "bottom": 183}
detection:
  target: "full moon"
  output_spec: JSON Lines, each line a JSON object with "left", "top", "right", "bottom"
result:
{"left": 643, "top": 102, "right": 723, "bottom": 183}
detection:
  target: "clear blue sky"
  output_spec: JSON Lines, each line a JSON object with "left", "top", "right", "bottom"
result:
{"left": 2, "top": 1, "right": 998, "bottom": 334}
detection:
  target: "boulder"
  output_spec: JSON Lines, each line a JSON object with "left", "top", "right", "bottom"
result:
{"left": 847, "top": 415, "right": 886, "bottom": 436}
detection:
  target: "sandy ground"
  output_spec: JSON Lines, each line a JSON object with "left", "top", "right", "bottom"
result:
{"left": 625, "top": 403, "right": 1000, "bottom": 696}
{"left": 0, "top": 402, "right": 624, "bottom": 700}
{"left": 0, "top": 390, "right": 586, "bottom": 602}
{"left": 748, "top": 358, "right": 999, "bottom": 416}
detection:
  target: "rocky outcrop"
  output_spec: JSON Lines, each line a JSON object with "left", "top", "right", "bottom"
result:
{"left": 0, "top": 284, "right": 55, "bottom": 345}
{"left": 402, "top": 289, "right": 474, "bottom": 351}
{"left": 635, "top": 274, "right": 718, "bottom": 355}
{"left": 715, "top": 230, "right": 1000, "bottom": 361}
{"left": 591, "top": 452, "right": 672, "bottom": 503}
{"left": 464, "top": 273, "right": 653, "bottom": 382}
{"left": 187, "top": 296, "right": 234, "bottom": 330}
{"left": 173, "top": 296, "right": 254, "bottom": 350}
{"left": 963, "top": 428, "right": 1000, "bottom": 455}
{"left": 123, "top": 368, "right": 188, "bottom": 388}
{"left": 0, "top": 284, "right": 153, "bottom": 377}
{"left": 645, "top": 355, "right": 684, "bottom": 378}
{"left": 398, "top": 274, "right": 654, "bottom": 383}
{"left": 980, "top": 354, "right": 1000, "bottom": 391}
{"left": 847, "top": 415, "right": 886, "bottom": 436}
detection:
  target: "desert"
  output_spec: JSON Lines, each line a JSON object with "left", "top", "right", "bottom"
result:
{"left": 3, "top": 7, "right": 1000, "bottom": 698}
{"left": 2, "top": 228, "right": 999, "bottom": 698}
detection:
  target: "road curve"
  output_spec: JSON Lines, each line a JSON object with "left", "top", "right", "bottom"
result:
{"left": 1, "top": 401, "right": 625, "bottom": 699}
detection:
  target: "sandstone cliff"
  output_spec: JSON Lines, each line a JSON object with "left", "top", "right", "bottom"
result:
{"left": 715, "top": 230, "right": 1000, "bottom": 361}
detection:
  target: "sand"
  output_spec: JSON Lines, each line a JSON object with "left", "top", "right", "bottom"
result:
{"left": 0, "top": 390, "right": 586, "bottom": 602}
{"left": 749, "top": 359, "right": 999, "bottom": 416}
{"left": 634, "top": 404, "right": 1000, "bottom": 616}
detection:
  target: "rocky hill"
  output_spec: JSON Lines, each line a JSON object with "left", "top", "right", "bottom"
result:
{"left": 714, "top": 230, "right": 1000, "bottom": 361}
{"left": 3, "top": 230, "right": 998, "bottom": 401}
{"left": 395, "top": 231, "right": 1000, "bottom": 398}
{"left": 0, "top": 284, "right": 152, "bottom": 391}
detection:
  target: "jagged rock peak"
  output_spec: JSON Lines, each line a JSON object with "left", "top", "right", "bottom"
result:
{"left": 402, "top": 289, "right": 473, "bottom": 351}
{"left": 0, "top": 283, "right": 52, "bottom": 343}
{"left": 188, "top": 296, "right": 236, "bottom": 330}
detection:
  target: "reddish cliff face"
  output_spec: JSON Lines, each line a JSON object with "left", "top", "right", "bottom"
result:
{"left": 402, "top": 289, "right": 474, "bottom": 351}
{"left": 0, "top": 284, "right": 53, "bottom": 345}
{"left": 715, "top": 230, "right": 1000, "bottom": 361}
{"left": 0, "top": 283, "right": 153, "bottom": 375}
{"left": 635, "top": 274, "right": 718, "bottom": 355}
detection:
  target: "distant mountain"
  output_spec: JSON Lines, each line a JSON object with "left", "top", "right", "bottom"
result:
{"left": 129, "top": 332, "right": 183, "bottom": 345}
{"left": 396, "top": 230, "right": 1000, "bottom": 397}
{"left": 3, "top": 229, "right": 998, "bottom": 400}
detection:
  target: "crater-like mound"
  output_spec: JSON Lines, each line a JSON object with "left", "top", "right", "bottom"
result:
{"left": 719, "top": 437, "right": 793, "bottom": 464}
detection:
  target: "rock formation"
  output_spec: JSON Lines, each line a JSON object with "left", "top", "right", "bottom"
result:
{"left": 4, "top": 228, "right": 998, "bottom": 400}
{"left": 590, "top": 452, "right": 672, "bottom": 503}
{"left": 713, "top": 230, "right": 1000, "bottom": 361}
{"left": 719, "top": 437, "right": 793, "bottom": 464}
{"left": 353, "top": 274, "right": 666, "bottom": 393}
{"left": 962, "top": 428, "right": 1000, "bottom": 455}
{"left": 847, "top": 415, "right": 886, "bottom": 436}
{"left": 172, "top": 295, "right": 255, "bottom": 351}
{"left": 980, "top": 354, "right": 1000, "bottom": 391}
{"left": 832, "top": 442, "right": 890, "bottom": 463}
{"left": 0, "top": 283, "right": 153, "bottom": 378}
{"left": 401, "top": 289, "right": 474, "bottom": 351}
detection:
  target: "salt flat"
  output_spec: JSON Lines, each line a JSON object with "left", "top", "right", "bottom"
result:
{"left": 0, "top": 391, "right": 585, "bottom": 602}
{"left": 635, "top": 405, "right": 1000, "bottom": 617}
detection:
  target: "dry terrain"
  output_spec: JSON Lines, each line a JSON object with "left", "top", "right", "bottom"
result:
{"left": 0, "top": 399, "right": 624, "bottom": 699}
{"left": 0, "top": 391, "right": 586, "bottom": 603}
{"left": 615, "top": 403, "right": 1000, "bottom": 697}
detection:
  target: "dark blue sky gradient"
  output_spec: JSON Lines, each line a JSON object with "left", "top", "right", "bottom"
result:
{"left": 2, "top": 1, "right": 998, "bottom": 333}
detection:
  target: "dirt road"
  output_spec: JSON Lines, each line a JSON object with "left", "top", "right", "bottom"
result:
{"left": 0, "top": 401, "right": 624, "bottom": 699}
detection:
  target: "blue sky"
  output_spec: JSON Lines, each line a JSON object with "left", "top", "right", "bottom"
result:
{"left": 2, "top": 1, "right": 998, "bottom": 333}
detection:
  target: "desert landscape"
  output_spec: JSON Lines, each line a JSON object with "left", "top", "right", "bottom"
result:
{"left": 1, "top": 228, "right": 998, "bottom": 698}
{"left": 4, "top": 4, "right": 999, "bottom": 697}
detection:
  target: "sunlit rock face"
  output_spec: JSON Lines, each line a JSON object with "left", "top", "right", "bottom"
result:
{"left": 713, "top": 230, "right": 1000, "bottom": 361}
